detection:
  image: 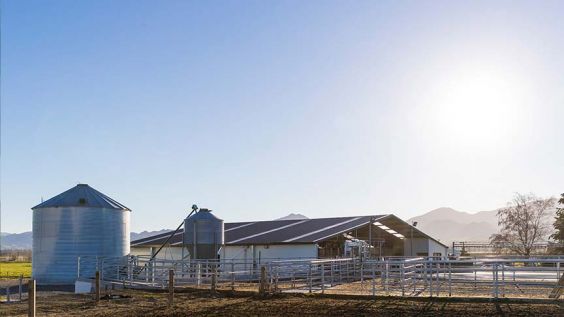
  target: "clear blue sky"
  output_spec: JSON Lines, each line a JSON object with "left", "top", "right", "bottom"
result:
{"left": 2, "top": 1, "right": 563, "bottom": 233}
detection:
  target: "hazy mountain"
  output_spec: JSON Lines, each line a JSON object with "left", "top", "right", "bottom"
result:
{"left": 276, "top": 213, "right": 309, "bottom": 220}
{"left": 1, "top": 230, "right": 173, "bottom": 250}
{"left": 130, "top": 230, "right": 172, "bottom": 241}
{"left": 1, "top": 231, "right": 33, "bottom": 249}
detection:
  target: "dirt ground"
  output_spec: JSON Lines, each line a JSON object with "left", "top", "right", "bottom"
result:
{"left": 1, "top": 289, "right": 563, "bottom": 317}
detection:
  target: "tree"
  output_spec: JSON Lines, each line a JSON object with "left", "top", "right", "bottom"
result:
{"left": 550, "top": 193, "right": 564, "bottom": 253}
{"left": 490, "top": 193, "right": 556, "bottom": 256}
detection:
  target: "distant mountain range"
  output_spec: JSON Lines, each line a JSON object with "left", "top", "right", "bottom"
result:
{"left": 407, "top": 207, "right": 500, "bottom": 247}
{"left": 0, "top": 230, "right": 171, "bottom": 250}
{"left": 1, "top": 208, "right": 556, "bottom": 250}
{"left": 407, "top": 207, "right": 556, "bottom": 247}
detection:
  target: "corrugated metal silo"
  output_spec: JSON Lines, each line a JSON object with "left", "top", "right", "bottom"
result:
{"left": 183, "top": 208, "right": 224, "bottom": 259}
{"left": 32, "top": 184, "right": 130, "bottom": 284}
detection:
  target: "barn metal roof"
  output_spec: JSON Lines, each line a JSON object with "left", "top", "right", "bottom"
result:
{"left": 32, "top": 184, "right": 130, "bottom": 211}
{"left": 131, "top": 214, "right": 448, "bottom": 248}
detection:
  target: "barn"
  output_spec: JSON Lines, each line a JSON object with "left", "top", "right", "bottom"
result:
{"left": 131, "top": 214, "right": 448, "bottom": 262}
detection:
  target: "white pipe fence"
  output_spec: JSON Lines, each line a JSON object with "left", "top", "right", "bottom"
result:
{"left": 77, "top": 255, "right": 564, "bottom": 299}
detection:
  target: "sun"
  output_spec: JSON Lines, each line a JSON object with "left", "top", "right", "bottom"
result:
{"left": 426, "top": 66, "right": 528, "bottom": 147}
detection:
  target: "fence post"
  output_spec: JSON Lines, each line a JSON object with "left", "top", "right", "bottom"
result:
{"left": 330, "top": 262, "right": 334, "bottom": 286}
{"left": 474, "top": 265, "right": 477, "bottom": 288}
{"left": 259, "top": 265, "right": 267, "bottom": 295}
{"left": 308, "top": 263, "right": 313, "bottom": 294}
{"left": 321, "top": 263, "right": 325, "bottom": 294}
{"left": 401, "top": 263, "right": 405, "bottom": 296}
{"left": 19, "top": 274, "right": 23, "bottom": 301}
{"left": 168, "top": 269, "right": 174, "bottom": 306}
{"left": 28, "top": 279, "right": 36, "bottom": 317}
{"left": 231, "top": 262, "right": 235, "bottom": 291}
{"left": 448, "top": 262, "right": 452, "bottom": 297}
{"left": 501, "top": 263, "right": 505, "bottom": 297}
{"left": 95, "top": 271, "right": 101, "bottom": 302}
{"left": 428, "top": 262, "right": 433, "bottom": 297}
{"left": 360, "top": 261, "right": 364, "bottom": 284}
{"left": 6, "top": 287, "right": 10, "bottom": 303}
{"left": 492, "top": 264, "right": 498, "bottom": 299}
{"left": 371, "top": 262, "right": 376, "bottom": 297}
{"left": 384, "top": 261, "right": 389, "bottom": 295}
{"left": 436, "top": 262, "right": 440, "bottom": 296}
{"left": 211, "top": 266, "right": 217, "bottom": 294}
{"left": 196, "top": 263, "right": 201, "bottom": 287}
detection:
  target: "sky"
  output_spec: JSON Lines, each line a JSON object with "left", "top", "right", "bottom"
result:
{"left": 1, "top": 0, "right": 563, "bottom": 233}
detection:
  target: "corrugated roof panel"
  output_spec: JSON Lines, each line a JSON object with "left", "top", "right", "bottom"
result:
{"left": 225, "top": 219, "right": 303, "bottom": 243}
{"left": 32, "top": 184, "right": 130, "bottom": 211}
{"left": 131, "top": 215, "right": 390, "bottom": 247}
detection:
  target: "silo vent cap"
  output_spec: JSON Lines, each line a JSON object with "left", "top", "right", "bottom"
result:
{"left": 199, "top": 208, "right": 212, "bottom": 213}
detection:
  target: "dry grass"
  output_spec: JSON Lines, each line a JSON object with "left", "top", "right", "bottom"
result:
{"left": 1, "top": 289, "right": 562, "bottom": 316}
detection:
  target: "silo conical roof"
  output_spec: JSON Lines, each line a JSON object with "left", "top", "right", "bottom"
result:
{"left": 32, "top": 184, "right": 130, "bottom": 211}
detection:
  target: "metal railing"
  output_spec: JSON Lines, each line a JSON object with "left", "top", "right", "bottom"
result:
{"left": 77, "top": 255, "right": 564, "bottom": 299}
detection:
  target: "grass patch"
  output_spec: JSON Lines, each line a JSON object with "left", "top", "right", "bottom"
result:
{"left": 0, "top": 261, "right": 32, "bottom": 278}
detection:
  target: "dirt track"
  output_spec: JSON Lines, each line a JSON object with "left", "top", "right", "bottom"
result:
{"left": 1, "top": 289, "right": 563, "bottom": 316}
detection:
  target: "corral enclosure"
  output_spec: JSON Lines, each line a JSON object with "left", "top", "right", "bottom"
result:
{"left": 76, "top": 255, "right": 564, "bottom": 300}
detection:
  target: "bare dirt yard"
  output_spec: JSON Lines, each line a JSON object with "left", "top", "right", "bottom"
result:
{"left": 1, "top": 289, "right": 563, "bottom": 316}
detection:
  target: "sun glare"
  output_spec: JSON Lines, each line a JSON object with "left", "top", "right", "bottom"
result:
{"left": 427, "top": 67, "right": 528, "bottom": 147}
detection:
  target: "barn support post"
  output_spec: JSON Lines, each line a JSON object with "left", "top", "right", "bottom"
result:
{"left": 6, "top": 286, "right": 10, "bottom": 303}
{"left": 28, "top": 279, "right": 36, "bottom": 317}
{"left": 558, "top": 262, "right": 561, "bottom": 280}
{"left": 168, "top": 269, "right": 174, "bottom": 306}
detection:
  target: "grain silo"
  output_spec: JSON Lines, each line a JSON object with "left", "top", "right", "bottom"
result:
{"left": 32, "top": 184, "right": 130, "bottom": 284}
{"left": 183, "top": 208, "right": 224, "bottom": 259}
